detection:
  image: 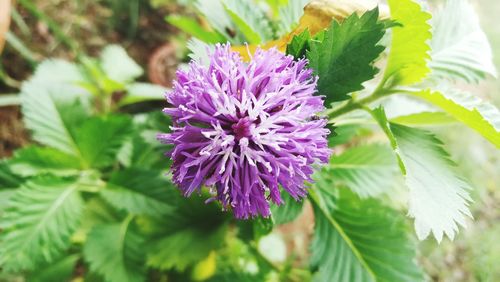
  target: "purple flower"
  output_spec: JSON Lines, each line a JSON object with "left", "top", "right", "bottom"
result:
{"left": 158, "top": 44, "right": 331, "bottom": 219}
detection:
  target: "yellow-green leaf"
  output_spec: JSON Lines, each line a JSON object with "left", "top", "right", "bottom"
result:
{"left": 410, "top": 90, "right": 500, "bottom": 148}
{"left": 391, "top": 111, "right": 456, "bottom": 127}
{"left": 383, "top": 0, "right": 432, "bottom": 86}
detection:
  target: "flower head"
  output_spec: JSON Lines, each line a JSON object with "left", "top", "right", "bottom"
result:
{"left": 158, "top": 44, "right": 331, "bottom": 219}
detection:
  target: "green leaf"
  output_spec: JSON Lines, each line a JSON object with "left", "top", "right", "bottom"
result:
{"left": 148, "top": 224, "right": 227, "bottom": 272}
{"left": 84, "top": 218, "right": 146, "bottom": 282}
{"left": 137, "top": 110, "right": 173, "bottom": 133}
{"left": 277, "top": 0, "right": 309, "bottom": 35}
{"left": 429, "top": 0, "right": 497, "bottom": 83}
{"left": 101, "top": 169, "right": 177, "bottom": 217}
{"left": 391, "top": 124, "right": 473, "bottom": 241}
{"left": 26, "top": 59, "right": 92, "bottom": 103}
{"left": 28, "top": 254, "right": 80, "bottom": 282}
{"left": 74, "top": 198, "right": 123, "bottom": 244}
{"left": 328, "top": 124, "right": 372, "bottom": 147}
{"left": 383, "top": 0, "right": 432, "bottom": 86}
{"left": 325, "top": 144, "right": 402, "bottom": 198}
{"left": 371, "top": 108, "right": 473, "bottom": 241}
{"left": 74, "top": 115, "right": 132, "bottom": 169}
{"left": 207, "top": 237, "right": 270, "bottom": 282}
{"left": 0, "top": 190, "right": 16, "bottom": 214}
{"left": 310, "top": 189, "right": 424, "bottom": 282}
{"left": 307, "top": 9, "right": 387, "bottom": 103}
{"left": 207, "top": 265, "right": 262, "bottom": 282}
{"left": 118, "top": 134, "right": 165, "bottom": 169}
{"left": 79, "top": 56, "right": 124, "bottom": 95}
{"left": 187, "top": 38, "right": 216, "bottom": 66}
{"left": 0, "top": 161, "right": 24, "bottom": 189}
{"left": 271, "top": 192, "right": 304, "bottom": 225}
{"left": 166, "top": 15, "right": 226, "bottom": 44}
{"left": 390, "top": 111, "right": 456, "bottom": 127}
{"left": 21, "top": 80, "right": 90, "bottom": 156}
{"left": 9, "top": 146, "right": 83, "bottom": 177}
{"left": 118, "top": 112, "right": 171, "bottom": 169}
{"left": 119, "top": 83, "right": 167, "bottom": 107}
{"left": 410, "top": 89, "right": 500, "bottom": 148}
{"left": 236, "top": 217, "right": 273, "bottom": 242}
{"left": 195, "top": 0, "right": 235, "bottom": 42}
{"left": 99, "top": 45, "right": 143, "bottom": 84}
{"left": 0, "top": 176, "right": 84, "bottom": 271}
{"left": 146, "top": 197, "right": 228, "bottom": 271}
{"left": 30, "top": 59, "right": 87, "bottom": 87}
{"left": 224, "top": 1, "right": 270, "bottom": 44}
{"left": 285, "top": 29, "right": 311, "bottom": 59}
{"left": 223, "top": 0, "right": 273, "bottom": 44}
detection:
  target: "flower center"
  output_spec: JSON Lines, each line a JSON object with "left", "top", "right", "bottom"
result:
{"left": 231, "top": 117, "right": 253, "bottom": 140}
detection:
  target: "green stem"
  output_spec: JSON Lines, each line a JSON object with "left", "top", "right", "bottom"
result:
{"left": 0, "top": 65, "right": 21, "bottom": 88}
{"left": 328, "top": 87, "right": 404, "bottom": 120}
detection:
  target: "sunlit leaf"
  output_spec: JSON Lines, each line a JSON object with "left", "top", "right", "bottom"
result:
{"left": 391, "top": 111, "right": 456, "bottom": 127}
{"left": 120, "top": 83, "right": 168, "bottom": 107}
{"left": 410, "top": 89, "right": 500, "bottom": 148}
{"left": 383, "top": 0, "right": 432, "bottom": 86}
{"left": 371, "top": 108, "right": 472, "bottom": 242}
{"left": 391, "top": 124, "right": 472, "bottom": 241}
{"left": 100, "top": 45, "right": 143, "bottom": 84}
{"left": 429, "top": 0, "right": 497, "bottom": 83}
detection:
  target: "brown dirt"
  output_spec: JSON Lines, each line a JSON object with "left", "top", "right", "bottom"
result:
{"left": 0, "top": 0, "right": 186, "bottom": 158}
{"left": 0, "top": 106, "right": 28, "bottom": 157}
{"left": 1, "top": 0, "right": 186, "bottom": 91}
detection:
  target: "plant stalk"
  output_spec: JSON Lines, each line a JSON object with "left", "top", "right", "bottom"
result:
{"left": 327, "top": 87, "right": 405, "bottom": 120}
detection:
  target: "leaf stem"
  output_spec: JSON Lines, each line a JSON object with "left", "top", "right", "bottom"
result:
{"left": 328, "top": 87, "right": 405, "bottom": 120}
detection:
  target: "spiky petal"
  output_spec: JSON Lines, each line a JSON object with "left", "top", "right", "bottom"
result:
{"left": 158, "top": 44, "right": 331, "bottom": 219}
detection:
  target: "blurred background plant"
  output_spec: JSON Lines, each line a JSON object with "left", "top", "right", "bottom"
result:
{"left": 0, "top": 0, "right": 498, "bottom": 281}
